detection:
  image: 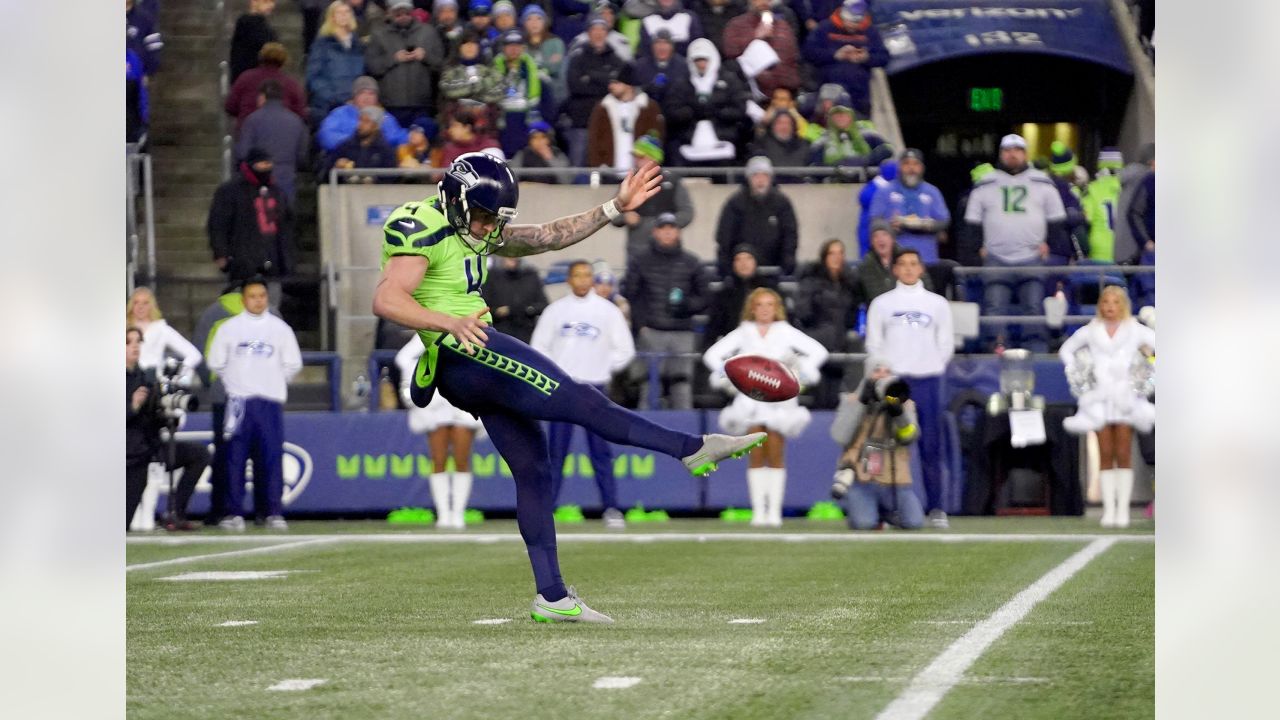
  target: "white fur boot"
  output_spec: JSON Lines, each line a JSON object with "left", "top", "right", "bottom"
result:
{"left": 747, "top": 468, "right": 768, "bottom": 527}
{"left": 1099, "top": 469, "right": 1117, "bottom": 528}
{"left": 429, "top": 472, "right": 451, "bottom": 528}
{"left": 1114, "top": 468, "right": 1134, "bottom": 528}
{"left": 451, "top": 472, "right": 473, "bottom": 529}
{"left": 1085, "top": 432, "right": 1101, "bottom": 504}
{"left": 766, "top": 467, "right": 787, "bottom": 528}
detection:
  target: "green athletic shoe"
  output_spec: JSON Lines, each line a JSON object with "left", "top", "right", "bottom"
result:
{"left": 530, "top": 586, "right": 614, "bottom": 624}
{"left": 681, "top": 433, "right": 767, "bottom": 477}
{"left": 553, "top": 505, "right": 585, "bottom": 523}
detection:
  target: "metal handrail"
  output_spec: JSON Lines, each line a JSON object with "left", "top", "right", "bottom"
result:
{"left": 126, "top": 150, "right": 158, "bottom": 288}
{"left": 327, "top": 164, "right": 879, "bottom": 183}
{"left": 219, "top": 61, "right": 232, "bottom": 181}
{"left": 953, "top": 265, "right": 1155, "bottom": 277}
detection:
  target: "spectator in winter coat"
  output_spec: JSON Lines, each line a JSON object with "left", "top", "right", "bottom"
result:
{"left": 553, "top": 0, "right": 596, "bottom": 46}
{"left": 365, "top": 0, "right": 447, "bottom": 126}
{"left": 510, "top": 120, "right": 570, "bottom": 183}
{"left": 634, "top": 29, "right": 689, "bottom": 108}
{"left": 229, "top": 0, "right": 279, "bottom": 83}
{"left": 586, "top": 63, "right": 666, "bottom": 172}
{"left": 207, "top": 148, "right": 294, "bottom": 284}
{"left": 439, "top": 112, "right": 503, "bottom": 167}
{"left": 615, "top": 135, "right": 695, "bottom": 260}
{"left": 482, "top": 257, "right": 549, "bottom": 343}
{"left": 795, "top": 238, "right": 864, "bottom": 408}
{"left": 493, "top": 30, "right": 543, "bottom": 157}
{"left": 855, "top": 221, "right": 932, "bottom": 302}
{"left": 1114, "top": 143, "right": 1155, "bottom": 266}
{"left": 638, "top": 0, "right": 705, "bottom": 57}
{"left": 306, "top": 1, "right": 367, "bottom": 117}
{"left": 809, "top": 104, "right": 892, "bottom": 175}
{"left": 666, "top": 38, "right": 751, "bottom": 164}
{"left": 621, "top": 214, "right": 711, "bottom": 409}
{"left": 225, "top": 42, "right": 308, "bottom": 130}
{"left": 492, "top": 0, "right": 520, "bottom": 34}
{"left": 522, "top": 5, "right": 567, "bottom": 119}
{"left": 396, "top": 123, "right": 434, "bottom": 167}
{"left": 321, "top": 105, "right": 399, "bottom": 181}
{"left": 317, "top": 75, "right": 410, "bottom": 151}
{"left": 1045, "top": 141, "right": 1089, "bottom": 262}
{"left": 952, "top": 162, "right": 995, "bottom": 267}
{"left": 235, "top": 80, "right": 310, "bottom": 204}
{"left": 562, "top": 18, "right": 627, "bottom": 167}
{"left": 714, "top": 156, "right": 798, "bottom": 276}
{"left": 867, "top": 148, "right": 951, "bottom": 263}
{"left": 690, "top": 0, "right": 744, "bottom": 55}
{"left": 465, "top": 0, "right": 501, "bottom": 58}
{"left": 126, "top": 0, "right": 164, "bottom": 77}
{"left": 571, "top": 3, "right": 635, "bottom": 62}
{"left": 758, "top": 87, "right": 813, "bottom": 141}
{"left": 433, "top": 0, "right": 465, "bottom": 48}
{"left": 801, "top": 0, "right": 887, "bottom": 117}
{"left": 748, "top": 110, "right": 811, "bottom": 182}
{"left": 705, "top": 243, "right": 778, "bottom": 345}
{"left": 439, "top": 28, "right": 507, "bottom": 112}
{"left": 856, "top": 158, "right": 895, "bottom": 255}
{"left": 722, "top": 0, "right": 802, "bottom": 98}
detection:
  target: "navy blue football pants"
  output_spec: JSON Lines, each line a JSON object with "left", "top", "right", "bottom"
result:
{"left": 903, "top": 375, "right": 945, "bottom": 513}
{"left": 548, "top": 387, "right": 620, "bottom": 511}
{"left": 428, "top": 332, "right": 702, "bottom": 599}
{"left": 224, "top": 396, "right": 285, "bottom": 519}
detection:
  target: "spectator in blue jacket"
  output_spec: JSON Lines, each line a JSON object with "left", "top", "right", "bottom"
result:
{"left": 857, "top": 158, "right": 895, "bottom": 256}
{"left": 126, "top": 0, "right": 164, "bottom": 77}
{"left": 867, "top": 149, "right": 951, "bottom": 264}
{"left": 317, "top": 75, "right": 410, "bottom": 152}
{"left": 321, "top": 105, "right": 399, "bottom": 182}
{"left": 306, "top": 1, "right": 367, "bottom": 117}
{"left": 466, "top": 0, "right": 502, "bottom": 58}
{"left": 801, "top": 0, "right": 888, "bottom": 117}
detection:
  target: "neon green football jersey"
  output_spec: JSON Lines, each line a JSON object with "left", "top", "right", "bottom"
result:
{"left": 380, "top": 195, "right": 492, "bottom": 349}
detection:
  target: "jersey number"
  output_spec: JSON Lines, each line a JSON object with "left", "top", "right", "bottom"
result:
{"left": 463, "top": 256, "right": 485, "bottom": 295}
{"left": 1002, "top": 186, "right": 1028, "bottom": 213}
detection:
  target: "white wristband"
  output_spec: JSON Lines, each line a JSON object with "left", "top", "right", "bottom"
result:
{"left": 601, "top": 199, "right": 622, "bottom": 221}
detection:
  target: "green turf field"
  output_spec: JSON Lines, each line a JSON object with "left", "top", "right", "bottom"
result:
{"left": 127, "top": 519, "right": 1153, "bottom": 719}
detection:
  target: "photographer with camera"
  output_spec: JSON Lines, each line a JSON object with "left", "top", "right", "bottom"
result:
{"left": 829, "top": 355, "right": 922, "bottom": 530}
{"left": 865, "top": 246, "right": 953, "bottom": 527}
{"left": 125, "top": 328, "right": 210, "bottom": 532}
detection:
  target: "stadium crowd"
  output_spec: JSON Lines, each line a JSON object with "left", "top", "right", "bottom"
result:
{"left": 125, "top": 0, "right": 1156, "bottom": 529}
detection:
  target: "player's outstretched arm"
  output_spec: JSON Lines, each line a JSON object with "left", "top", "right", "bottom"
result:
{"left": 496, "top": 163, "right": 664, "bottom": 257}
{"left": 373, "top": 255, "right": 490, "bottom": 352}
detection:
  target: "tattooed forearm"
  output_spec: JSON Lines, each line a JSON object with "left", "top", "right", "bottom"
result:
{"left": 497, "top": 205, "right": 611, "bottom": 257}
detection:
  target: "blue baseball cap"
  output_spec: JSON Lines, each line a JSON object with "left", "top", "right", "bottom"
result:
{"left": 469, "top": 0, "right": 492, "bottom": 14}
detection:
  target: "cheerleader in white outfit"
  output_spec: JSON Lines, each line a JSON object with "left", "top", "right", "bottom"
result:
{"left": 1058, "top": 286, "right": 1155, "bottom": 527}
{"left": 703, "top": 288, "right": 829, "bottom": 527}
{"left": 127, "top": 287, "right": 202, "bottom": 382}
{"left": 396, "top": 335, "right": 484, "bottom": 529}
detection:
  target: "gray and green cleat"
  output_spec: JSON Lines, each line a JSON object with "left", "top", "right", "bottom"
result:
{"left": 681, "top": 432, "right": 767, "bottom": 477}
{"left": 530, "top": 586, "right": 614, "bottom": 624}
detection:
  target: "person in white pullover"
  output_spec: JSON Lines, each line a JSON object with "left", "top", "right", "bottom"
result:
{"left": 127, "top": 287, "right": 202, "bottom": 385}
{"left": 703, "top": 288, "right": 829, "bottom": 527}
{"left": 206, "top": 279, "right": 302, "bottom": 531}
{"left": 531, "top": 261, "right": 636, "bottom": 528}
{"left": 865, "top": 248, "right": 953, "bottom": 527}
{"left": 395, "top": 335, "right": 483, "bottom": 530}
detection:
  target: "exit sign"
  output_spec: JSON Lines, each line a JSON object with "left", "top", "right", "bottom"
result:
{"left": 969, "top": 87, "right": 1003, "bottom": 112}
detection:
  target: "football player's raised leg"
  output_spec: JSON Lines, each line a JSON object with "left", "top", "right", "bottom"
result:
{"left": 481, "top": 411, "right": 567, "bottom": 602}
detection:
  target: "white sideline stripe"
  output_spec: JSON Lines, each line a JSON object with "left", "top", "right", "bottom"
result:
{"left": 126, "top": 538, "right": 336, "bottom": 571}
{"left": 593, "top": 676, "right": 642, "bottom": 689}
{"left": 127, "top": 532, "right": 1153, "bottom": 546}
{"left": 472, "top": 618, "right": 512, "bottom": 625}
{"left": 217, "top": 620, "right": 259, "bottom": 627}
{"left": 728, "top": 618, "right": 766, "bottom": 624}
{"left": 160, "top": 570, "right": 293, "bottom": 581}
{"left": 267, "top": 679, "right": 327, "bottom": 691}
{"left": 875, "top": 538, "right": 1116, "bottom": 720}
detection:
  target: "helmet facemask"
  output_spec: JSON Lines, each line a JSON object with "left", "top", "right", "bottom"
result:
{"left": 439, "top": 182, "right": 518, "bottom": 255}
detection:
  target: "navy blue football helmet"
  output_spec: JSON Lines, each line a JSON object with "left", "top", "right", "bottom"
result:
{"left": 438, "top": 152, "right": 519, "bottom": 254}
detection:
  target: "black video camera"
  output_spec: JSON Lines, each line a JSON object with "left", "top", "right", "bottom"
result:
{"left": 146, "top": 358, "right": 199, "bottom": 421}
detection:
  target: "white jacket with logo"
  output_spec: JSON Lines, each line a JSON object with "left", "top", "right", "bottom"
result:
{"left": 206, "top": 310, "right": 302, "bottom": 403}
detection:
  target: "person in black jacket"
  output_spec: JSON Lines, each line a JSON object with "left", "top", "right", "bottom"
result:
{"left": 795, "top": 238, "right": 864, "bottom": 408}
{"left": 126, "top": 327, "right": 159, "bottom": 530}
{"left": 482, "top": 257, "right": 549, "bottom": 343}
{"left": 561, "top": 18, "right": 626, "bottom": 168}
{"left": 621, "top": 213, "right": 710, "bottom": 409}
{"left": 704, "top": 243, "right": 777, "bottom": 347}
{"left": 714, "top": 156, "right": 799, "bottom": 276}
{"left": 229, "top": 0, "right": 279, "bottom": 82}
{"left": 663, "top": 37, "right": 751, "bottom": 166}
{"left": 365, "top": 0, "right": 447, "bottom": 126}
{"left": 207, "top": 147, "right": 295, "bottom": 285}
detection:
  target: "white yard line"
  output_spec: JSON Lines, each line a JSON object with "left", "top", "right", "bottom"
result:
{"left": 127, "top": 532, "right": 1154, "bottom": 546}
{"left": 874, "top": 538, "right": 1116, "bottom": 720}
{"left": 126, "top": 538, "right": 336, "bottom": 572}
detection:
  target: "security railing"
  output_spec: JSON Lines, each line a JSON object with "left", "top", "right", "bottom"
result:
{"left": 126, "top": 146, "right": 157, "bottom": 290}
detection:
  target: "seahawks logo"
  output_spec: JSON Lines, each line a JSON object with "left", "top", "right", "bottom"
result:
{"left": 892, "top": 311, "right": 933, "bottom": 328}
{"left": 168, "top": 432, "right": 315, "bottom": 507}
{"left": 448, "top": 159, "right": 481, "bottom": 188}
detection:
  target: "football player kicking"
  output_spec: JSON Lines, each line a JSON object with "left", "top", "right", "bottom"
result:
{"left": 373, "top": 153, "right": 765, "bottom": 623}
